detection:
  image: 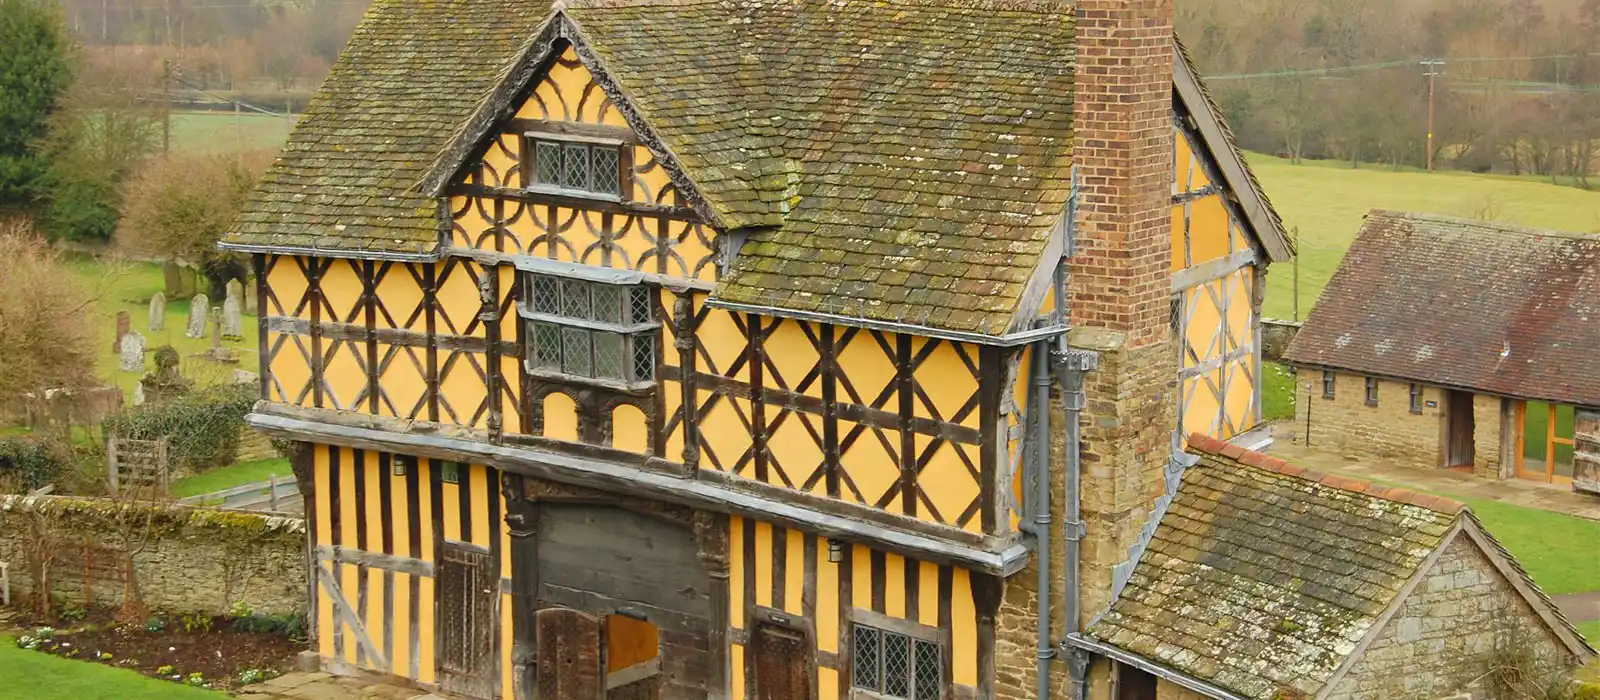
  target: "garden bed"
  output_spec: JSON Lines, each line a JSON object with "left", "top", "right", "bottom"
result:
{"left": 12, "top": 605, "right": 302, "bottom": 692}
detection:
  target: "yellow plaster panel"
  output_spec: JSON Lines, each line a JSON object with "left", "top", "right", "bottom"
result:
{"left": 754, "top": 521, "right": 773, "bottom": 608}
{"left": 663, "top": 378, "right": 684, "bottom": 458}
{"left": 611, "top": 403, "right": 650, "bottom": 454}
{"left": 913, "top": 340, "right": 979, "bottom": 427}
{"left": 320, "top": 259, "right": 364, "bottom": 322}
{"left": 268, "top": 337, "right": 311, "bottom": 405}
{"left": 454, "top": 199, "right": 498, "bottom": 251}
{"left": 784, "top": 530, "right": 804, "bottom": 616}
{"left": 837, "top": 331, "right": 896, "bottom": 406}
{"left": 915, "top": 437, "right": 981, "bottom": 532}
{"left": 268, "top": 256, "right": 309, "bottom": 315}
{"left": 439, "top": 353, "right": 489, "bottom": 429}
{"left": 323, "top": 344, "right": 367, "bottom": 412}
{"left": 338, "top": 448, "right": 358, "bottom": 551}
{"left": 918, "top": 562, "right": 939, "bottom": 627}
{"left": 952, "top": 569, "right": 977, "bottom": 687}
{"left": 1232, "top": 220, "right": 1252, "bottom": 254}
{"left": 852, "top": 544, "right": 872, "bottom": 599}
{"left": 765, "top": 320, "right": 822, "bottom": 397}
{"left": 1183, "top": 285, "right": 1222, "bottom": 369}
{"left": 1224, "top": 360, "right": 1256, "bottom": 436}
{"left": 633, "top": 145, "right": 673, "bottom": 206}
{"left": 698, "top": 309, "right": 749, "bottom": 381}
{"left": 374, "top": 266, "right": 426, "bottom": 330}
{"left": 376, "top": 343, "right": 426, "bottom": 419}
{"left": 471, "top": 464, "right": 491, "bottom": 547}
{"left": 819, "top": 667, "right": 839, "bottom": 700}
{"left": 730, "top": 643, "right": 745, "bottom": 700}
{"left": 417, "top": 576, "right": 436, "bottom": 683}
{"left": 730, "top": 515, "right": 745, "bottom": 629}
{"left": 392, "top": 572, "right": 411, "bottom": 679}
{"left": 1225, "top": 269, "right": 1254, "bottom": 353}
{"left": 341, "top": 562, "right": 359, "bottom": 664}
{"left": 314, "top": 445, "right": 333, "bottom": 658}
{"left": 500, "top": 355, "right": 523, "bottom": 430}
{"left": 442, "top": 477, "right": 461, "bottom": 543}
{"left": 390, "top": 467, "right": 410, "bottom": 557}
{"left": 543, "top": 392, "right": 579, "bottom": 442}
{"left": 699, "top": 397, "right": 754, "bottom": 474}
{"left": 885, "top": 554, "right": 906, "bottom": 618}
{"left": 481, "top": 134, "right": 522, "bottom": 190}
{"left": 1171, "top": 204, "right": 1189, "bottom": 271}
{"left": 837, "top": 420, "right": 900, "bottom": 509}
{"left": 501, "top": 593, "right": 514, "bottom": 700}
{"left": 419, "top": 459, "right": 434, "bottom": 562}
{"left": 1175, "top": 130, "right": 1195, "bottom": 192}
{"left": 816, "top": 537, "right": 838, "bottom": 653}
{"left": 436, "top": 266, "right": 485, "bottom": 338}
{"left": 364, "top": 451, "right": 382, "bottom": 552}
{"left": 1183, "top": 376, "right": 1222, "bottom": 438}
{"left": 767, "top": 412, "right": 825, "bottom": 495}
{"left": 1188, "top": 193, "right": 1233, "bottom": 265}
{"left": 365, "top": 566, "right": 384, "bottom": 670}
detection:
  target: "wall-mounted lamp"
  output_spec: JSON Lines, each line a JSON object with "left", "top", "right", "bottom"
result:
{"left": 828, "top": 540, "right": 844, "bottom": 563}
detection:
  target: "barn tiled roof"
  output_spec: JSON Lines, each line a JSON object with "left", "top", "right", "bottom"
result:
{"left": 223, "top": 0, "right": 537, "bottom": 258}
{"left": 1088, "top": 434, "right": 1461, "bottom": 699}
{"left": 1284, "top": 211, "right": 1600, "bottom": 408}
{"left": 567, "top": 0, "right": 1076, "bottom": 333}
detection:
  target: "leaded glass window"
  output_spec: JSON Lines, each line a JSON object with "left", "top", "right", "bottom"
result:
{"left": 521, "top": 273, "right": 657, "bottom": 386}
{"left": 528, "top": 138, "right": 623, "bottom": 198}
{"left": 850, "top": 622, "right": 944, "bottom": 700}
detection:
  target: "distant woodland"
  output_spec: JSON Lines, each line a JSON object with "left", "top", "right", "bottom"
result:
{"left": 53, "top": 0, "right": 1600, "bottom": 184}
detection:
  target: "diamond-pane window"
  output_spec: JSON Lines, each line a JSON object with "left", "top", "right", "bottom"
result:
{"left": 535, "top": 141, "right": 561, "bottom": 186}
{"left": 561, "top": 327, "right": 592, "bottom": 377}
{"left": 851, "top": 621, "right": 944, "bottom": 700}
{"left": 593, "top": 286, "right": 623, "bottom": 325}
{"left": 632, "top": 334, "right": 655, "bottom": 384}
{"left": 532, "top": 275, "right": 559, "bottom": 315}
{"left": 561, "top": 143, "right": 591, "bottom": 190}
{"left": 594, "top": 332, "right": 626, "bottom": 381}
{"left": 591, "top": 147, "right": 620, "bottom": 196}
{"left": 561, "top": 279, "right": 591, "bottom": 319}
{"left": 629, "top": 287, "right": 653, "bottom": 325}
{"left": 533, "top": 323, "right": 561, "bottom": 370}
{"left": 852, "top": 626, "right": 880, "bottom": 690}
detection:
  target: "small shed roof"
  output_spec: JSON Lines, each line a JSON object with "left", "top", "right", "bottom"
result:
{"left": 1284, "top": 210, "right": 1600, "bottom": 407}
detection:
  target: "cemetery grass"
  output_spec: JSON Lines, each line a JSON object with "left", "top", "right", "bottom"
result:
{"left": 170, "top": 457, "right": 291, "bottom": 499}
{"left": 169, "top": 112, "right": 296, "bottom": 154}
{"left": 64, "top": 255, "right": 259, "bottom": 399}
{"left": 1580, "top": 621, "right": 1600, "bottom": 646}
{"left": 1247, "top": 153, "right": 1600, "bottom": 320}
{"left": 0, "top": 636, "right": 223, "bottom": 699}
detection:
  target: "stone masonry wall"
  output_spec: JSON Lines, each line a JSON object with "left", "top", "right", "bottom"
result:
{"left": 1473, "top": 393, "right": 1510, "bottom": 480}
{"left": 0, "top": 495, "right": 306, "bottom": 616}
{"left": 1324, "top": 534, "right": 1576, "bottom": 700}
{"left": 1293, "top": 371, "right": 1446, "bottom": 469}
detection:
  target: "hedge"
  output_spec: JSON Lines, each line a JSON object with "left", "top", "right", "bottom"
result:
{"left": 103, "top": 383, "right": 255, "bottom": 474}
{"left": 0, "top": 436, "right": 72, "bottom": 491}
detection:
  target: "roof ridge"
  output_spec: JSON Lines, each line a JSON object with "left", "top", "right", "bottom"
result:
{"left": 567, "top": 0, "right": 1071, "bottom": 12}
{"left": 1368, "top": 209, "right": 1598, "bottom": 241}
{"left": 1185, "top": 433, "right": 1467, "bottom": 515}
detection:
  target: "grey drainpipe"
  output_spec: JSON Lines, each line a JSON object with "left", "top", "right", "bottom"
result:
{"left": 1031, "top": 338, "right": 1054, "bottom": 700}
{"left": 1055, "top": 347, "right": 1097, "bottom": 699}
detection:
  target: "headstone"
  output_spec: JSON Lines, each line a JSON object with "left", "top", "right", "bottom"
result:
{"left": 119, "top": 330, "right": 146, "bottom": 372}
{"left": 185, "top": 294, "right": 209, "bottom": 339}
{"left": 208, "top": 309, "right": 238, "bottom": 364}
{"left": 226, "top": 278, "right": 244, "bottom": 305}
{"left": 112, "top": 311, "right": 131, "bottom": 353}
{"left": 141, "top": 346, "right": 191, "bottom": 404}
{"left": 148, "top": 293, "right": 167, "bottom": 332}
{"left": 132, "top": 382, "right": 145, "bottom": 407}
{"left": 222, "top": 296, "right": 243, "bottom": 340}
{"left": 243, "top": 278, "right": 257, "bottom": 315}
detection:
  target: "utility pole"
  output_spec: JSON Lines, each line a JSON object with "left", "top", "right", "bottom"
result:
{"left": 1422, "top": 59, "right": 1446, "bottom": 172}
{"left": 1292, "top": 226, "right": 1301, "bottom": 321}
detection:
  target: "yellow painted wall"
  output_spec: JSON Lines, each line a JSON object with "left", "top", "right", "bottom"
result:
{"left": 1170, "top": 128, "right": 1261, "bottom": 441}
{"left": 449, "top": 43, "right": 719, "bottom": 282}
{"left": 728, "top": 516, "right": 982, "bottom": 698}
{"left": 311, "top": 445, "right": 514, "bottom": 697}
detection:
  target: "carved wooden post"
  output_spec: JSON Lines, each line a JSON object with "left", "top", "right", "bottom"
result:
{"left": 674, "top": 293, "right": 700, "bottom": 469}
{"left": 694, "top": 511, "right": 731, "bottom": 700}
{"left": 480, "top": 265, "right": 505, "bottom": 443}
{"left": 287, "top": 440, "right": 318, "bottom": 650}
{"left": 502, "top": 471, "right": 539, "bottom": 699}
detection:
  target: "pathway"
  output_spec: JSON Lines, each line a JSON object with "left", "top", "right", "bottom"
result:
{"left": 238, "top": 672, "right": 443, "bottom": 700}
{"left": 1269, "top": 442, "right": 1600, "bottom": 521}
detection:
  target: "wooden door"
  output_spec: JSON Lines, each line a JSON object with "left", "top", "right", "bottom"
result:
{"left": 751, "top": 624, "right": 812, "bottom": 700}
{"left": 1517, "top": 402, "right": 1578, "bottom": 484}
{"left": 1571, "top": 409, "right": 1598, "bottom": 495}
{"left": 1445, "top": 390, "right": 1475, "bottom": 468}
{"left": 438, "top": 543, "right": 499, "bottom": 699}
{"left": 538, "top": 608, "right": 605, "bottom": 700}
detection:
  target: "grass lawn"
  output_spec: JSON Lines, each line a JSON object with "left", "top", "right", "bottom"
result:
{"left": 63, "top": 254, "right": 259, "bottom": 399}
{"left": 1461, "top": 496, "right": 1600, "bottom": 596}
{"left": 1262, "top": 361, "right": 1296, "bottom": 421}
{"left": 1246, "top": 153, "right": 1600, "bottom": 320}
{"left": 0, "top": 637, "right": 221, "bottom": 699}
{"left": 1579, "top": 621, "right": 1600, "bottom": 646}
{"left": 169, "top": 457, "right": 291, "bottom": 499}
{"left": 169, "top": 111, "right": 296, "bottom": 154}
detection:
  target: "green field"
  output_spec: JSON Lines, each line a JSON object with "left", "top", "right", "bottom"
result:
{"left": 169, "top": 111, "right": 296, "bottom": 154}
{"left": 169, "top": 457, "right": 290, "bottom": 499}
{"left": 0, "top": 638, "right": 221, "bottom": 699}
{"left": 1248, "top": 153, "right": 1600, "bottom": 320}
{"left": 1463, "top": 497, "right": 1600, "bottom": 596}
{"left": 64, "top": 255, "right": 259, "bottom": 398}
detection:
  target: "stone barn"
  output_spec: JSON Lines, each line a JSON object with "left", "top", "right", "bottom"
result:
{"left": 1284, "top": 211, "right": 1600, "bottom": 495}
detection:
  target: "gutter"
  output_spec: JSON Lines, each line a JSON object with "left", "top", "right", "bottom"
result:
{"left": 1061, "top": 634, "right": 1246, "bottom": 700}
{"left": 705, "top": 298, "right": 1070, "bottom": 348}
{"left": 217, "top": 241, "right": 440, "bottom": 263}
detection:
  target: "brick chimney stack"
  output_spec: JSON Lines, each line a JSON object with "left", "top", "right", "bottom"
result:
{"left": 1066, "top": 0, "right": 1178, "bottom": 638}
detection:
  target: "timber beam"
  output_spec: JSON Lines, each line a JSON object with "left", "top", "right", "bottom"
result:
{"left": 247, "top": 405, "right": 1030, "bottom": 576}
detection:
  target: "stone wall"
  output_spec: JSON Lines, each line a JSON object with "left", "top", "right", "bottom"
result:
{"left": 234, "top": 426, "right": 281, "bottom": 464}
{"left": 1473, "top": 393, "right": 1511, "bottom": 480}
{"left": 1293, "top": 371, "right": 1446, "bottom": 469}
{"left": 0, "top": 495, "right": 306, "bottom": 616}
{"left": 1325, "top": 534, "right": 1576, "bottom": 700}
{"left": 1260, "top": 319, "right": 1301, "bottom": 362}
{"left": 1155, "top": 677, "right": 1210, "bottom": 699}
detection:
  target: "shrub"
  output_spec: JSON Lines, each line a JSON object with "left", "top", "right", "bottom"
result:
{"left": 0, "top": 435, "right": 72, "bottom": 492}
{"left": 103, "top": 383, "right": 255, "bottom": 474}
{"left": 232, "top": 612, "right": 304, "bottom": 639}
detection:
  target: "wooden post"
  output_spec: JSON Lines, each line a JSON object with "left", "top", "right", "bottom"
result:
{"left": 269, "top": 473, "right": 279, "bottom": 512}
{"left": 107, "top": 437, "right": 119, "bottom": 496}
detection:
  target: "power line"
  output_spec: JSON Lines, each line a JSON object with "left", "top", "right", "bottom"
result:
{"left": 1208, "top": 52, "right": 1600, "bottom": 80}
{"left": 169, "top": 72, "right": 297, "bottom": 118}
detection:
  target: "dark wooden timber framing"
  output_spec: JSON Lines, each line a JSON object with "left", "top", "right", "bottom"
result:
{"left": 424, "top": 264, "right": 441, "bottom": 423}
{"left": 266, "top": 317, "right": 517, "bottom": 356}
{"left": 500, "top": 472, "right": 537, "bottom": 697}
{"left": 694, "top": 511, "right": 732, "bottom": 700}
{"left": 972, "top": 573, "right": 1002, "bottom": 700}
{"left": 836, "top": 543, "right": 854, "bottom": 699}
{"left": 977, "top": 346, "right": 1003, "bottom": 533}
{"left": 481, "top": 264, "right": 505, "bottom": 443}
{"left": 749, "top": 313, "right": 770, "bottom": 484}
{"left": 897, "top": 334, "right": 916, "bottom": 516}
{"left": 674, "top": 292, "right": 702, "bottom": 468}
{"left": 446, "top": 183, "right": 698, "bottom": 222}
{"left": 820, "top": 325, "right": 841, "bottom": 499}
{"left": 364, "top": 260, "right": 382, "bottom": 414}
{"left": 255, "top": 254, "right": 271, "bottom": 400}
{"left": 303, "top": 256, "right": 328, "bottom": 408}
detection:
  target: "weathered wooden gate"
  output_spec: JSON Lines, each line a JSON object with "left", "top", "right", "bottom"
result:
{"left": 1574, "top": 409, "right": 1599, "bottom": 495}
{"left": 537, "top": 607, "right": 604, "bottom": 700}
{"left": 438, "top": 543, "right": 499, "bottom": 699}
{"left": 751, "top": 624, "right": 812, "bottom": 700}
{"left": 107, "top": 436, "right": 170, "bottom": 496}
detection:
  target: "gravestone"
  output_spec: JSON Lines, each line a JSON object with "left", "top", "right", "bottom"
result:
{"left": 132, "top": 382, "right": 145, "bottom": 407}
{"left": 243, "top": 278, "right": 257, "bottom": 315}
{"left": 208, "top": 309, "right": 238, "bottom": 364}
{"left": 119, "top": 331, "right": 146, "bottom": 372}
{"left": 112, "top": 311, "right": 131, "bottom": 353}
{"left": 140, "top": 346, "right": 191, "bottom": 404}
{"left": 148, "top": 293, "right": 167, "bottom": 331}
{"left": 185, "top": 294, "right": 209, "bottom": 339}
{"left": 222, "top": 296, "right": 243, "bottom": 340}
{"left": 226, "top": 278, "right": 244, "bottom": 305}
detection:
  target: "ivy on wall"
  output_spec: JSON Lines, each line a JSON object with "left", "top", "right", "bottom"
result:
{"left": 0, "top": 436, "right": 73, "bottom": 492}
{"left": 103, "top": 384, "right": 256, "bottom": 474}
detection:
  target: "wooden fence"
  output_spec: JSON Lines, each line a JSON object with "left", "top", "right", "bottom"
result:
{"left": 107, "top": 436, "right": 170, "bottom": 496}
{"left": 177, "top": 473, "right": 299, "bottom": 514}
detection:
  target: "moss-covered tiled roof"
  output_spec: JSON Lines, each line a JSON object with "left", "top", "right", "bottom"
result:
{"left": 223, "top": 0, "right": 538, "bottom": 258}
{"left": 567, "top": 0, "right": 1075, "bottom": 333}
{"left": 1088, "top": 435, "right": 1462, "bottom": 699}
